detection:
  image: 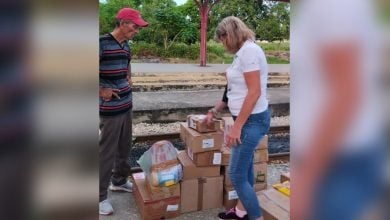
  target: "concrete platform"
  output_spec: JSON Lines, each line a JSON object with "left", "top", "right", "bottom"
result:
{"left": 132, "top": 72, "right": 289, "bottom": 92}
{"left": 133, "top": 88, "right": 289, "bottom": 123}
{"left": 132, "top": 63, "right": 289, "bottom": 75}
{"left": 99, "top": 163, "right": 290, "bottom": 220}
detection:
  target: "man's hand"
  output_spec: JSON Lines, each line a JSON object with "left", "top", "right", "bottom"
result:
{"left": 100, "top": 87, "right": 120, "bottom": 101}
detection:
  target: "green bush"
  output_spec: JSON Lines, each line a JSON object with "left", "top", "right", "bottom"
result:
{"left": 131, "top": 42, "right": 200, "bottom": 60}
{"left": 131, "top": 41, "right": 159, "bottom": 57}
{"left": 258, "top": 42, "right": 290, "bottom": 51}
{"left": 130, "top": 41, "right": 289, "bottom": 64}
{"left": 207, "top": 44, "right": 225, "bottom": 57}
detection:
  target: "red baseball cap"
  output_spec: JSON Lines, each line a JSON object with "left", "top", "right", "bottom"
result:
{"left": 116, "top": 7, "right": 148, "bottom": 27}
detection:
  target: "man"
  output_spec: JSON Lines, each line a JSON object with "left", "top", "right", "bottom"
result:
{"left": 99, "top": 7, "right": 148, "bottom": 215}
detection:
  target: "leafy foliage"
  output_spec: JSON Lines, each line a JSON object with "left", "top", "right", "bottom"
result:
{"left": 99, "top": 0, "right": 290, "bottom": 62}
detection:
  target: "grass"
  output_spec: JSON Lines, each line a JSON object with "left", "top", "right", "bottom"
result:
{"left": 206, "top": 40, "right": 289, "bottom": 64}
{"left": 210, "top": 41, "right": 289, "bottom": 64}
{"left": 258, "top": 41, "right": 290, "bottom": 52}
{"left": 266, "top": 57, "right": 290, "bottom": 64}
{"left": 132, "top": 40, "right": 290, "bottom": 64}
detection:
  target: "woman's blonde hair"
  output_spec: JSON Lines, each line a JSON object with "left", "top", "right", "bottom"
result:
{"left": 215, "top": 16, "right": 255, "bottom": 53}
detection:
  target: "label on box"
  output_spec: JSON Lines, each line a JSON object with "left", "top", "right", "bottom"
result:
{"left": 228, "top": 190, "right": 238, "bottom": 200}
{"left": 202, "top": 138, "right": 214, "bottom": 148}
{"left": 213, "top": 152, "right": 222, "bottom": 165}
{"left": 133, "top": 172, "right": 145, "bottom": 180}
{"left": 256, "top": 172, "right": 266, "bottom": 183}
{"left": 166, "top": 204, "right": 179, "bottom": 212}
{"left": 187, "top": 147, "right": 194, "bottom": 161}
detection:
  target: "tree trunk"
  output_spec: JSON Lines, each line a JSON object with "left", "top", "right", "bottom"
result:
{"left": 199, "top": 5, "right": 208, "bottom": 66}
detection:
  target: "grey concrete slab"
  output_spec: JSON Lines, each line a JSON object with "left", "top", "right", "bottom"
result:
{"left": 132, "top": 63, "right": 289, "bottom": 75}
{"left": 133, "top": 88, "right": 289, "bottom": 111}
{"left": 100, "top": 189, "right": 224, "bottom": 220}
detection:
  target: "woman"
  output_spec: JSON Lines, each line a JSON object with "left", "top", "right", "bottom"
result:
{"left": 206, "top": 16, "right": 270, "bottom": 220}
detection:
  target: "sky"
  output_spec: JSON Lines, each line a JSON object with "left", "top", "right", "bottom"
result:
{"left": 174, "top": 0, "right": 187, "bottom": 5}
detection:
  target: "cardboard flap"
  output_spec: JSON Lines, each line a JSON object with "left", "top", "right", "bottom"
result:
{"left": 263, "top": 188, "right": 290, "bottom": 212}
{"left": 257, "top": 188, "right": 290, "bottom": 220}
{"left": 178, "top": 151, "right": 194, "bottom": 167}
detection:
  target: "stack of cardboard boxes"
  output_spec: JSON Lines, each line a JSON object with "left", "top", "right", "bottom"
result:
{"left": 179, "top": 115, "right": 224, "bottom": 213}
{"left": 220, "top": 116, "right": 269, "bottom": 210}
{"left": 132, "top": 114, "right": 278, "bottom": 219}
{"left": 132, "top": 141, "right": 183, "bottom": 220}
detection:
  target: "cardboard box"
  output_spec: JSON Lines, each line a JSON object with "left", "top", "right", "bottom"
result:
{"left": 254, "top": 148, "right": 269, "bottom": 163}
{"left": 221, "top": 146, "right": 231, "bottom": 165}
{"left": 223, "top": 185, "right": 238, "bottom": 210}
{"left": 280, "top": 172, "right": 290, "bottom": 183}
{"left": 133, "top": 173, "right": 180, "bottom": 220}
{"left": 221, "top": 139, "right": 268, "bottom": 166}
{"left": 256, "top": 135, "right": 268, "bottom": 150}
{"left": 146, "top": 178, "right": 181, "bottom": 201}
{"left": 257, "top": 188, "right": 290, "bottom": 220}
{"left": 180, "top": 123, "right": 223, "bottom": 153}
{"left": 222, "top": 117, "right": 268, "bottom": 150}
{"left": 254, "top": 163, "right": 268, "bottom": 184}
{"left": 180, "top": 176, "right": 223, "bottom": 213}
{"left": 254, "top": 182, "right": 267, "bottom": 192}
{"left": 222, "top": 182, "right": 267, "bottom": 210}
{"left": 223, "top": 163, "right": 267, "bottom": 187}
{"left": 187, "top": 146, "right": 221, "bottom": 166}
{"left": 178, "top": 151, "right": 220, "bottom": 180}
{"left": 187, "top": 115, "right": 221, "bottom": 133}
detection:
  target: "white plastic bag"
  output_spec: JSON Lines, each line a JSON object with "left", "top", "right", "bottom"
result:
{"left": 137, "top": 140, "right": 182, "bottom": 186}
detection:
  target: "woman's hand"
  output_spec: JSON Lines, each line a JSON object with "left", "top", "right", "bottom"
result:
{"left": 226, "top": 124, "right": 242, "bottom": 148}
{"left": 204, "top": 107, "right": 218, "bottom": 125}
{"left": 204, "top": 111, "right": 215, "bottom": 125}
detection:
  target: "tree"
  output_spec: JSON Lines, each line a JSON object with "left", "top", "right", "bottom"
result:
{"left": 254, "top": 1, "right": 289, "bottom": 42}
{"left": 193, "top": 0, "right": 221, "bottom": 67}
{"left": 177, "top": 0, "right": 200, "bottom": 44}
{"left": 210, "top": 0, "right": 290, "bottom": 42}
{"left": 153, "top": 4, "right": 187, "bottom": 49}
{"left": 99, "top": 0, "right": 142, "bottom": 35}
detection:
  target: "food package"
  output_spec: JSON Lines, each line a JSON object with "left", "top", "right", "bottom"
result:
{"left": 150, "top": 164, "right": 182, "bottom": 187}
{"left": 137, "top": 140, "right": 182, "bottom": 187}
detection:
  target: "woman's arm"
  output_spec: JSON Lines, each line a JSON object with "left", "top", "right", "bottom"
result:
{"left": 205, "top": 85, "right": 228, "bottom": 124}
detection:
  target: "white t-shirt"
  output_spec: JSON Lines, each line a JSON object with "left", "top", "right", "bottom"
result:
{"left": 226, "top": 40, "right": 269, "bottom": 116}
{"left": 292, "top": 0, "right": 382, "bottom": 154}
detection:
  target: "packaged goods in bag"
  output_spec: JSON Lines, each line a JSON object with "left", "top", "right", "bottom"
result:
{"left": 137, "top": 140, "right": 182, "bottom": 186}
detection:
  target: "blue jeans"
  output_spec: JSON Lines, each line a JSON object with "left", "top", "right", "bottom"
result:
{"left": 230, "top": 109, "right": 271, "bottom": 220}
{"left": 312, "top": 145, "right": 384, "bottom": 220}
